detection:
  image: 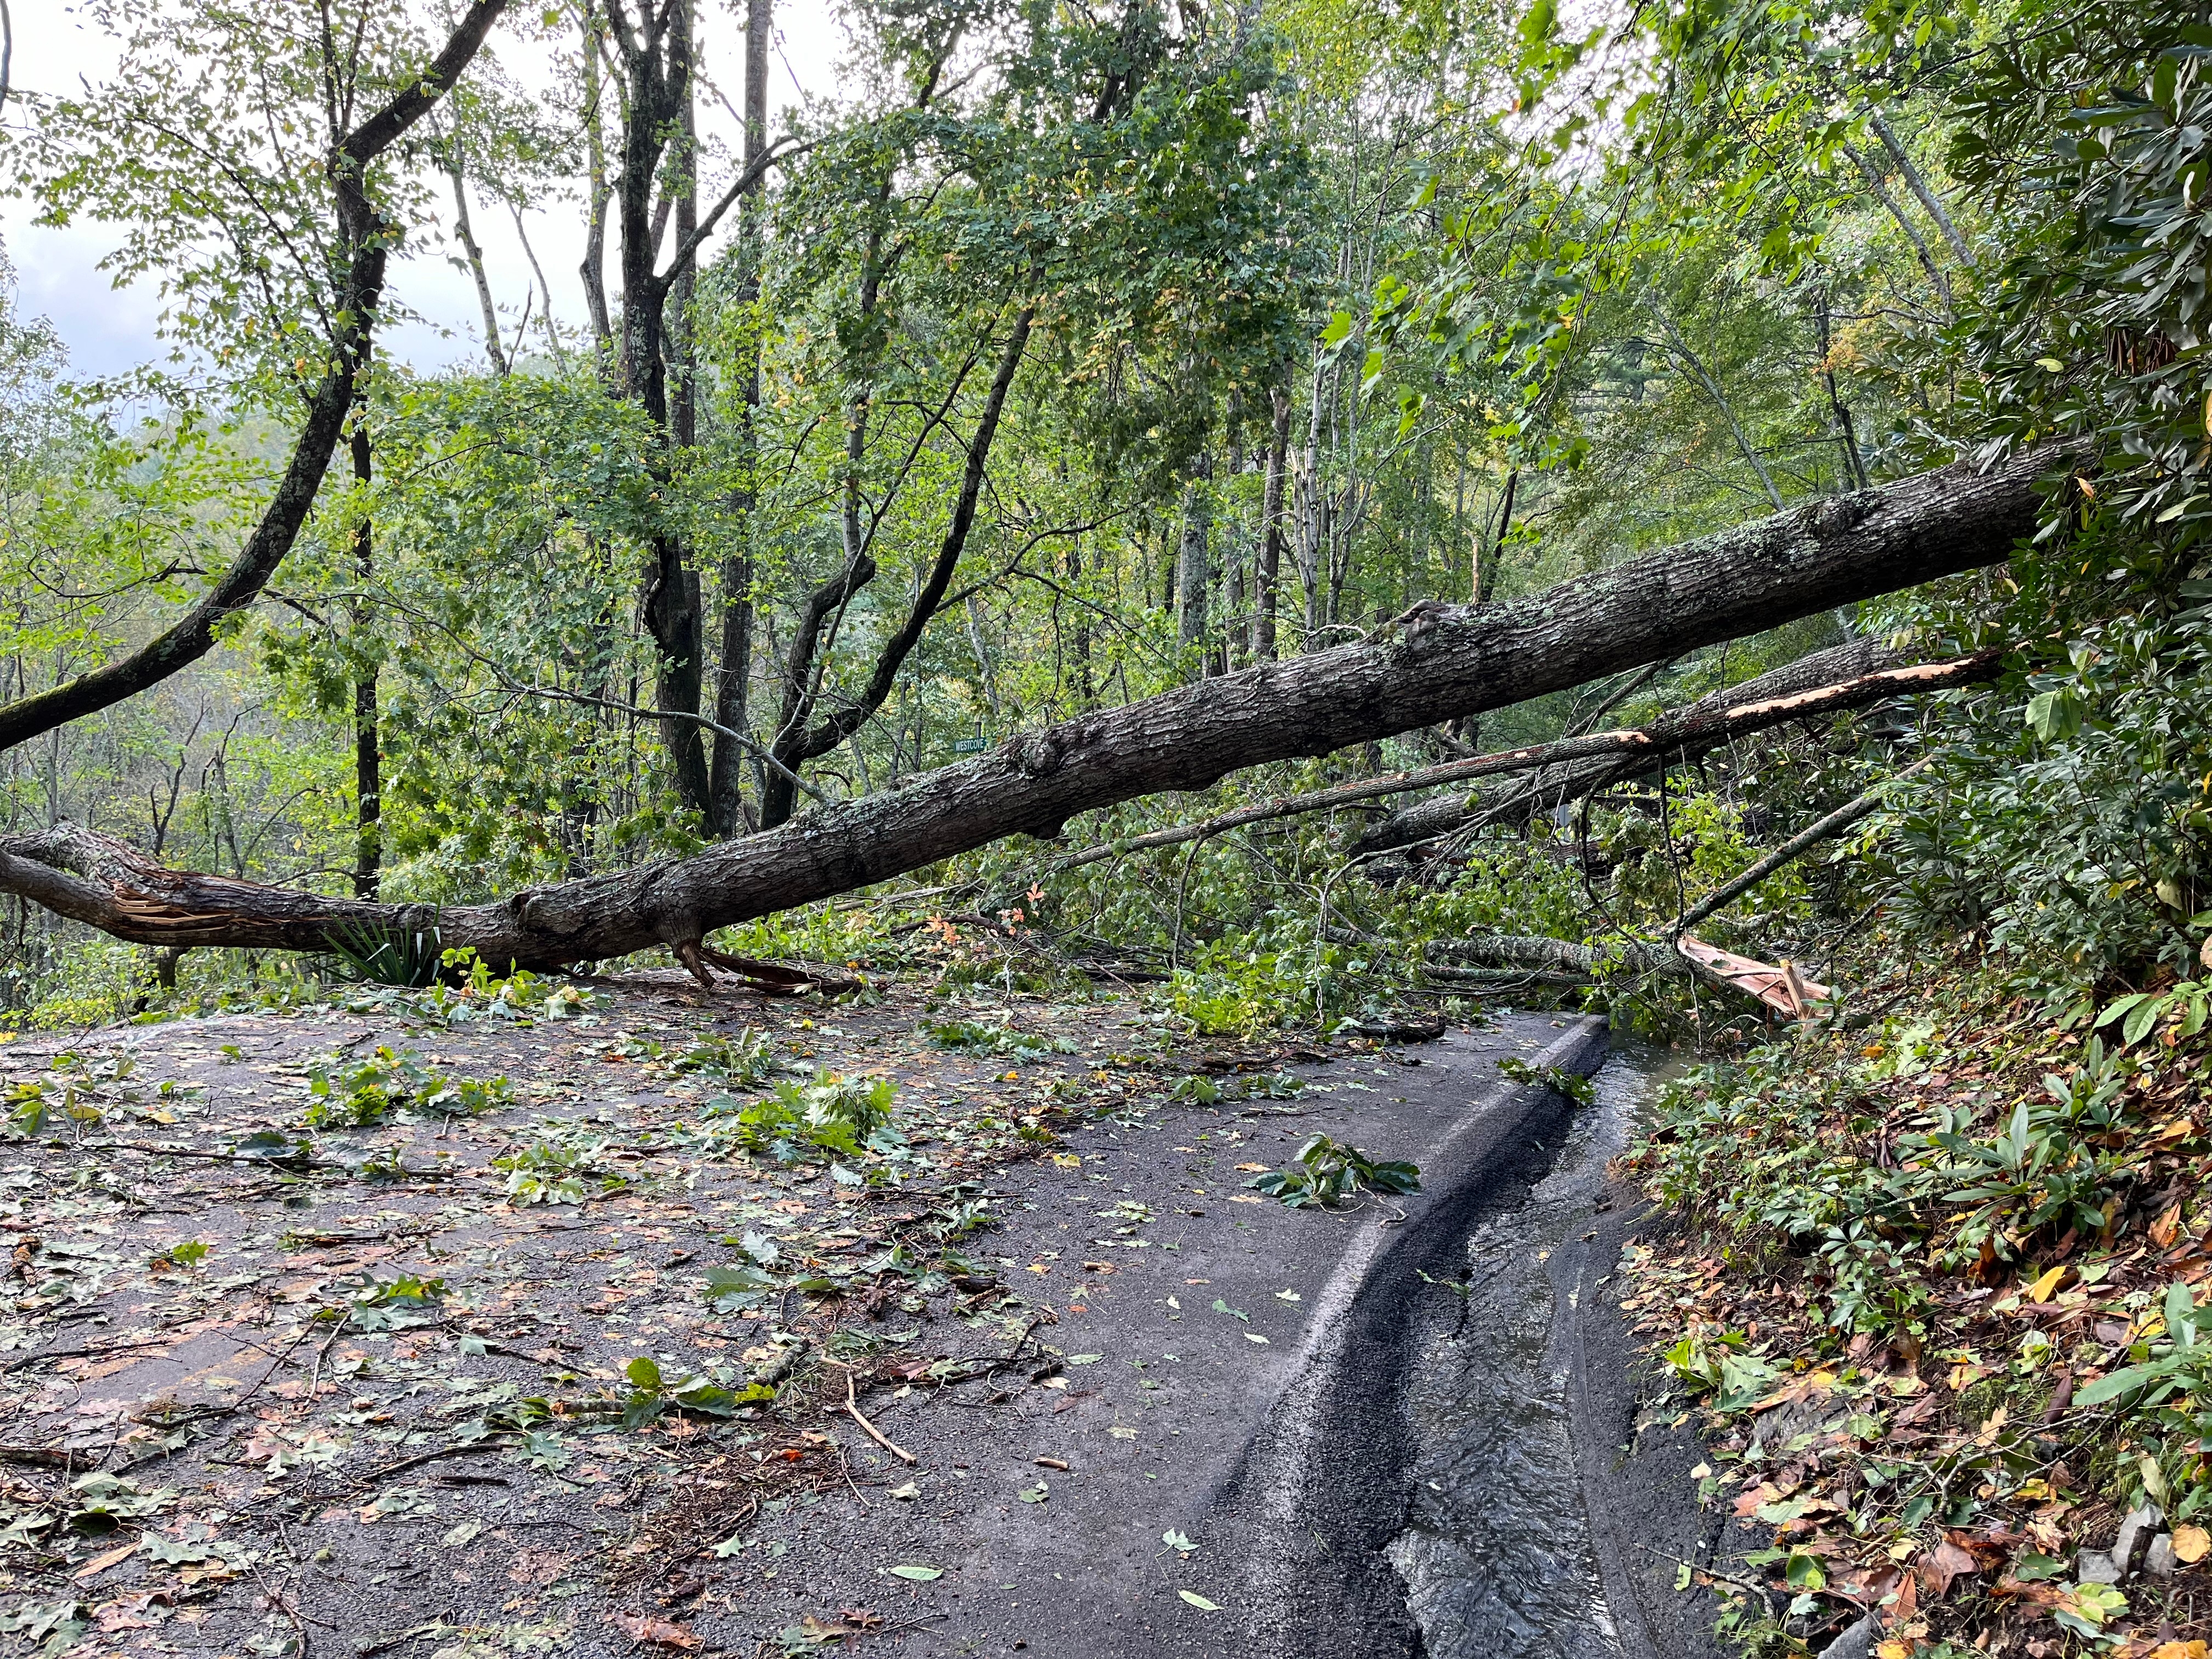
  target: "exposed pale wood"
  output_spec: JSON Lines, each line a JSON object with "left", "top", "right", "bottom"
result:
{"left": 1677, "top": 935, "right": 1832, "bottom": 1015}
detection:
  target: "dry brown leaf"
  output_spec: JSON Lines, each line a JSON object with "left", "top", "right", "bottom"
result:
{"left": 1916, "top": 1541, "right": 1977, "bottom": 1597}
{"left": 612, "top": 1612, "right": 700, "bottom": 1649}
{"left": 72, "top": 1541, "right": 139, "bottom": 1582}
{"left": 2171, "top": 1523, "right": 2210, "bottom": 1564}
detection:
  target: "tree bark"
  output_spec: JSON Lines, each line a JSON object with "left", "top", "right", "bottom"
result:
{"left": 0, "top": 0, "right": 509, "bottom": 758}
{"left": 0, "top": 448, "right": 2068, "bottom": 969}
{"left": 1256, "top": 382, "right": 1289, "bottom": 660}
{"left": 349, "top": 402, "right": 381, "bottom": 901}
{"left": 1846, "top": 142, "right": 1955, "bottom": 309}
{"left": 1047, "top": 646, "right": 1997, "bottom": 874}
{"left": 1176, "top": 457, "right": 1212, "bottom": 659}
{"left": 1867, "top": 110, "right": 1973, "bottom": 267}
{"left": 579, "top": 4, "right": 615, "bottom": 361}
{"left": 706, "top": 0, "right": 772, "bottom": 838}
{"left": 446, "top": 142, "right": 509, "bottom": 376}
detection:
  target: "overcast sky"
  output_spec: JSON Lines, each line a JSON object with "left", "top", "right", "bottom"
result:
{"left": 3, "top": 2, "right": 842, "bottom": 380}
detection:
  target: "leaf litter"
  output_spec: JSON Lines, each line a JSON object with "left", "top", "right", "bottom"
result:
{"left": 0, "top": 962, "right": 1404, "bottom": 1654}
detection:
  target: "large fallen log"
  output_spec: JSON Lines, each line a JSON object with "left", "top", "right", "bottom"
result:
{"left": 0, "top": 447, "right": 2068, "bottom": 971}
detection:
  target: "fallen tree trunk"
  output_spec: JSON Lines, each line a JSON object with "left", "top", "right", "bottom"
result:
{"left": 0, "top": 448, "right": 2068, "bottom": 970}
{"left": 1350, "top": 633, "right": 1956, "bottom": 857}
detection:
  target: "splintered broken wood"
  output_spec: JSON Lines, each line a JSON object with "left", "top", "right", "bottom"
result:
{"left": 1677, "top": 935, "right": 1830, "bottom": 1018}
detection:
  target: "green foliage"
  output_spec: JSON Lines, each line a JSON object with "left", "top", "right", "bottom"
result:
{"left": 666, "top": 1029, "right": 781, "bottom": 1085}
{"left": 718, "top": 1073, "right": 901, "bottom": 1166}
{"left": 921, "top": 1017, "right": 1071, "bottom": 1059}
{"left": 614, "top": 1355, "right": 763, "bottom": 1429}
{"left": 492, "top": 1136, "right": 627, "bottom": 1206}
{"left": 1246, "top": 1133, "right": 1421, "bottom": 1207}
{"left": 302, "top": 1046, "right": 510, "bottom": 1128}
{"left": 1660, "top": 1326, "right": 1779, "bottom": 1414}
{"left": 1496, "top": 1056, "right": 1596, "bottom": 1105}
{"left": 343, "top": 1271, "right": 447, "bottom": 1331}
{"left": 323, "top": 920, "right": 447, "bottom": 988}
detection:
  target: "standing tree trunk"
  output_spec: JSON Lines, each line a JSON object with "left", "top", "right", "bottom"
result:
{"left": 1654, "top": 304, "right": 1785, "bottom": 511}
{"left": 1845, "top": 142, "right": 1955, "bottom": 310}
{"left": 579, "top": 4, "right": 614, "bottom": 363}
{"left": 707, "top": 0, "right": 771, "bottom": 838}
{"left": 1177, "top": 457, "right": 1212, "bottom": 664}
{"left": 445, "top": 140, "right": 509, "bottom": 376}
{"left": 616, "top": 0, "right": 709, "bottom": 821}
{"left": 1812, "top": 289, "right": 1870, "bottom": 493}
{"left": 1867, "top": 109, "right": 1973, "bottom": 267}
{"left": 1256, "top": 381, "right": 1289, "bottom": 659}
{"left": 350, "top": 390, "right": 381, "bottom": 901}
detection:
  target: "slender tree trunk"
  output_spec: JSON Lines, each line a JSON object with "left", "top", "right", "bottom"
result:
{"left": 507, "top": 201, "right": 568, "bottom": 370}
{"left": 446, "top": 144, "right": 509, "bottom": 376}
{"left": 1812, "top": 290, "right": 1870, "bottom": 492}
{"left": 0, "top": 447, "right": 2072, "bottom": 967}
{"left": 350, "top": 398, "right": 380, "bottom": 900}
{"left": 579, "top": 5, "right": 614, "bottom": 362}
{"left": 1480, "top": 467, "right": 1516, "bottom": 605}
{"left": 1845, "top": 143, "right": 1955, "bottom": 310}
{"left": 1221, "top": 418, "right": 1244, "bottom": 673}
{"left": 1177, "top": 457, "right": 1212, "bottom": 664}
{"left": 1068, "top": 535, "right": 1093, "bottom": 704}
{"left": 1868, "top": 109, "right": 1973, "bottom": 267}
{"left": 1256, "top": 381, "right": 1289, "bottom": 659}
{"left": 1460, "top": 465, "right": 1517, "bottom": 751}
{"left": 618, "top": 0, "right": 712, "bottom": 817}
{"left": 667, "top": 0, "right": 697, "bottom": 449}
{"left": 707, "top": 0, "right": 771, "bottom": 837}
{"left": 1654, "top": 305, "right": 1785, "bottom": 510}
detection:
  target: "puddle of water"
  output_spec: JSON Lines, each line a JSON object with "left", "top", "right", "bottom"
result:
{"left": 1385, "top": 1046, "right": 1674, "bottom": 1658}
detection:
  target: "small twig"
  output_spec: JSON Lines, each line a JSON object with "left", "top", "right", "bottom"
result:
{"left": 838, "top": 1448, "right": 872, "bottom": 1510}
{"left": 0, "top": 1442, "right": 85, "bottom": 1467}
{"left": 844, "top": 1373, "right": 918, "bottom": 1466}
{"left": 3, "top": 1335, "right": 177, "bottom": 1375}
{"left": 872, "top": 1613, "right": 948, "bottom": 1638}
{"left": 359, "top": 1437, "right": 514, "bottom": 1486}
{"left": 1641, "top": 1545, "right": 1776, "bottom": 1604}
{"left": 55, "top": 1138, "right": 343, "bottom": 1170}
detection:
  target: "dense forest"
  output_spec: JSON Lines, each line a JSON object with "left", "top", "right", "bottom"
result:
{"left": 7, "top": 0, "right": 2212, "bottom": 1654}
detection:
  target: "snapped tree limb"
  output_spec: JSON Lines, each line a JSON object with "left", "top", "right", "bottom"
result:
{"left": 1351, "top": 633, "right": 1985, "bottom": 857}
{"left": 1047, "top": 647, "right": 1999, "bottom": 873}
{"left": 0, "top": 447, "right": 2069, "bottom": 970}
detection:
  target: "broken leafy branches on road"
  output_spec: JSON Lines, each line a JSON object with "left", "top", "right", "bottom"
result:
{"left": 1245, "top": 1133, "right": 1421, "bottom": 1208}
